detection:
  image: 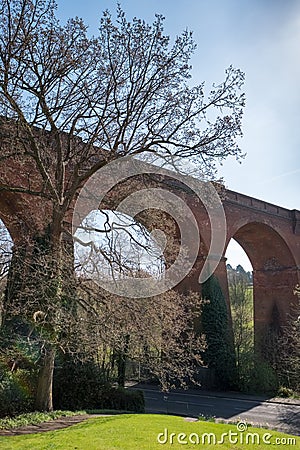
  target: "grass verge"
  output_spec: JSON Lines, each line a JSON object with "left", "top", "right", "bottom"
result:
{"left": 0, "top": 414, "right": 299, "bottom": 449}
{"left": 0, "top": 409, "right": 137, "bottom": 430}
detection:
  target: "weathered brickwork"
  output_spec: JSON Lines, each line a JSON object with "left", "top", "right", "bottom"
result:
{"left": 0, "top": 123, "right": 299, "bottom": 344}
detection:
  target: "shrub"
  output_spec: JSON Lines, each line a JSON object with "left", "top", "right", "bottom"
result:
{"left": 53, "top": 358, "right": 104, "bottom": 410}
{"left": 53, "top": 357, "right": 144, "bottom": 412}
{"left": 247, "top": 358, "right": 278, "bottom": 394}
{"left": 98, "top": 387, "right": 144, "bottom": 413}
{"left": 0, "top": 368, "right": 35, "bottom": 417}
{"left": 277, "top": 386, "right": 299, "bottom": 399}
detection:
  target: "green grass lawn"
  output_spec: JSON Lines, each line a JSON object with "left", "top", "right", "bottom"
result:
{"left": 0, "top": 414, "right": 299, "bottom": 450}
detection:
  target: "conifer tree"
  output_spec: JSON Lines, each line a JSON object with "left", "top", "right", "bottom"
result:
{"left": 201, "top": 275, "right": 237, "bottom": 389}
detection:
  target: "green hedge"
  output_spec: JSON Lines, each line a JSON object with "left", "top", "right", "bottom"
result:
{"left": 98, "top": 387, "right": 144, "bottom": 413}
{"left": 53, "top": 359, "right": 144, "bottom": 412}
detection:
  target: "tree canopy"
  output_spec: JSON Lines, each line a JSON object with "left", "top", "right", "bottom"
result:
{"left": 0, "top": 0, "right": 245, "bottom": 199}
{"left": 0, "top": 0, "right": 245, "bottom": 411}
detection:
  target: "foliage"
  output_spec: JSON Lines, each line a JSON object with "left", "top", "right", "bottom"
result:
{"left": 53, "top": 358, "right": 144, "bottom": 412}
{"left": 0, "top": 325, "right": 39, "bottom": 417}
{"left": 0, "top": 0, "right": 244, "bottom": 410}
{"left": 198, "top": 413, "right": 216, "bottom": 422}
{"left": 201, "top": 276, "right": 237, "bottom": 389}
{"left": 0, "top": 409, "right": 86, "bottom": 430}
{"left": 53, "top": 354, "right": 144, "bottom": 412}
{"left": 53, "top": 356, "right": 107, "bottom": 410}
{"left": 255, "top": 287, "right": 300, "bottom": 395}
{"left": 227, "top": 268, "right": 280, "bottom": 395}
{"left": 0, "top": 414, "right": 298, "bottom": 450}
{"left": 277, "top": 386, "right": 300, "bottom": 399}
{"left": 0, "top": 368, "right": 35, "bottom": 418}
{"left": 228, "top": 267, "right": 254, "bottom": 391}
{"left": 227, "top": 263, "right": 252, "bottom": 286}
{"left": 99, "top": 388, "right": 144, "bottom": 413}
{"left": 247, "top": 357, "right": 278, "bottom": 394}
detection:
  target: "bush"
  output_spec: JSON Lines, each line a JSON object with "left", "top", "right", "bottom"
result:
{"left": 0, "top": 369, "right": 35, "bottom": 417}
{"left": 234, "top": 350, "right": 255, "bottom": 392}
{"left": 277, "top": 386, "right": 299, "bottom": 399}
{"left": 53, "top": 357, "right": 144, "bottom": 412}
{"left": 53, "top": 358, "right": 105, "bottom": 410}
{"left": 247, "top": 358, "right": 278, "bottom": 394}
{"left": 97, "top": 387, "right": 144, "bottom": 413}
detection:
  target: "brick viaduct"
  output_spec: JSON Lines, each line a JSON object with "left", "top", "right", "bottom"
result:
{"left": 192, "top": 188, "right": 300, "bottom": 340}
{"left": 0, "top": 130, "right": 299, "bottom": 346}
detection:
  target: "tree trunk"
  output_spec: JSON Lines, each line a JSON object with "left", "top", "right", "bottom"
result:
{"left": 34, "top": 346, "right": 56, "bottom": 411}
{"left": 117, "top": 352, "right": 126, "bottom": 388}
{"left": 3, "top": 227, "right": 76, "bottom": 413}
{"left": 117, "top": 335, "right": 130, "bottom": 388}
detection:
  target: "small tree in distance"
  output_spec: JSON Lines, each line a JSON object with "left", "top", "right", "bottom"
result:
{"left": 0, "top": 0, "right": 245, "bottom": 410}
{"left": 228, "top": 266, "right": 254, "bottom": 390}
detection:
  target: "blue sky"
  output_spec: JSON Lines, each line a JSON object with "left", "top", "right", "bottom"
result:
{"left": 56, "top": 0, "right": 300, "bottom": 270}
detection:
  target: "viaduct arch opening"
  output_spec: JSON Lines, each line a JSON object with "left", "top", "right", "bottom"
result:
{"left": 74, "top": 208, "right": 166, "bottom": 281}
{"left": 228, "top": 221, "right": 298, "bottom": 347}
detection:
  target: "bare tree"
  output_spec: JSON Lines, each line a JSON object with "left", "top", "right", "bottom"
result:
{"left": 74, "top": 209, "right": 165, "bottom": 281}
{"left": 76, "top": 277, "right": 205, "bottom": 391}
{"left": 0, "top": 0, "right": 245, "bottom": 410}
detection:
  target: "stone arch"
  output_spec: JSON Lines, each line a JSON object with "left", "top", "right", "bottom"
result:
{"left": 72, "top": 173, "right": 192, "bottom": 282}
{"left": 227, "top": 221, "right": 298, "bottom": 347}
